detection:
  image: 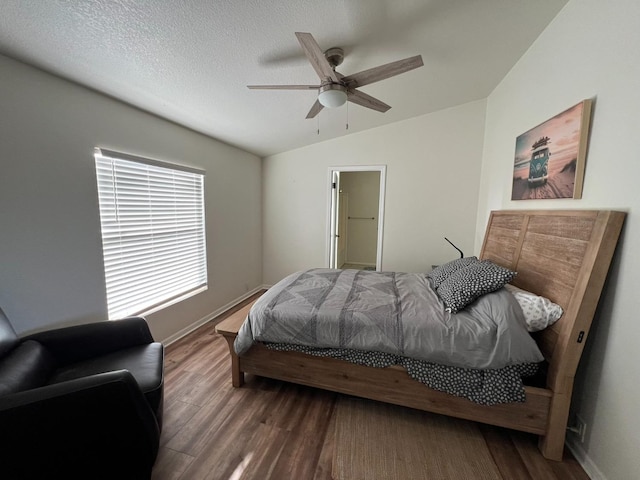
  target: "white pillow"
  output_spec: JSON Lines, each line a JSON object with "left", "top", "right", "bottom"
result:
{"left": 504, "top": 284, "right": 563, "bottom": 332}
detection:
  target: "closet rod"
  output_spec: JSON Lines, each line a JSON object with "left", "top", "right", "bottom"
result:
{"left": 348, "top": 216, "right": 375, "bottom": 220}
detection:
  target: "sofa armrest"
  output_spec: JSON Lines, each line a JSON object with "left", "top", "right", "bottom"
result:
{"left": 22, "top": 316, "right": 155, "bottom": 364}
{"left": 0, "top": 369, "right": 160, "bottom": 479}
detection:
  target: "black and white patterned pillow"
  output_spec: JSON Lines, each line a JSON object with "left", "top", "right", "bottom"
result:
{"left": 427, "top": 256, "right": 479, "bottom": 288}
{"left": 504, "top": 284, "right": 563, "bottom": 332}
{"left": 436, "top": 260, "right": 516, "bottom": 313}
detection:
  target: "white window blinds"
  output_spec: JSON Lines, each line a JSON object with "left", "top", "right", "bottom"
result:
{"left": 94, "top": 148, "right": 207, "bottom": 319}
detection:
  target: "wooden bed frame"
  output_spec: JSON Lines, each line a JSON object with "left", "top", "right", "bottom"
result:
{"left": 216, "top": 209, "right": 625, "bottom": 460}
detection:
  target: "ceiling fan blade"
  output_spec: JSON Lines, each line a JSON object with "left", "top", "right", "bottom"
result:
{"left": 347, "top": 89, "right": 391, "bottom": 113}
{"left": 247, "top": 85, "right": 320, "bottom": 90}
{"left": 306, "top": 99, "right": 324, "bottom": 119}
{"left": 343, "top": 55, "right": 423, "bottom": 89}
{"left": 295, "top": 32, "right": 340, "bottom": 83}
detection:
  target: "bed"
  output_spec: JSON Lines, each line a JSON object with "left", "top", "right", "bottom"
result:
{"left": 216, "top": 209, "right": 625, "bottom": 460}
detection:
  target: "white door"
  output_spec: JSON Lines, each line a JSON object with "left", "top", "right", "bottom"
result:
{"left": 329, "top": 171, "right": 340, "bottom": 268}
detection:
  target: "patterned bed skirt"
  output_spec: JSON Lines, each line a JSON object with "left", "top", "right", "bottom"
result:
{"left": 265, "top": 343, "right": 539, "bottom": 405}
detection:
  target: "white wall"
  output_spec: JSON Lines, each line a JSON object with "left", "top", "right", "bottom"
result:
{"left": 0, "top": 54, "right": 262, "bottom": 342}
{"left": 476, "top": 0, "right": 640, "bottom": 478}
{"left": 262, "top": 99, "right": 486, "bottom": 285}
{"left": 340, "top": 171, "right": 379, "bottom": 266}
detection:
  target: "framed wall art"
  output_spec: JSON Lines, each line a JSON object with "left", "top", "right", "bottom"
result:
{"left": 511, "top": 99, "right": 592, "bottom": 200}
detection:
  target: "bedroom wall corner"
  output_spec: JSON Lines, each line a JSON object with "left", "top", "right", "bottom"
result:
{"left": 475, "top": 1, "right": 640, "bottom": 478}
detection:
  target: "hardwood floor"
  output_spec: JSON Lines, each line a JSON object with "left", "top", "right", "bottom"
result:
{"left": 151, "top": 294, "right": 589, "bottom": 480}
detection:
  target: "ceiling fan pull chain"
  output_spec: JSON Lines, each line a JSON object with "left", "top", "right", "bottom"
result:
{"left": 346, "top": 102, "right": 349, "bottom": 130}
{"left": 317, "top": 112, "right": 320, "bottom": 135}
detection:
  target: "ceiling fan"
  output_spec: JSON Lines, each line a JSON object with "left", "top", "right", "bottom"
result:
{"left": 248, "top": 32, "right": 424, "bottom": 119}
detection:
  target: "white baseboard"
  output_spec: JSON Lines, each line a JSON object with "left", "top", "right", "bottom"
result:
{"left": 161, "top": 285, "right": 268, "bottom": 346}
{"left": 565, "top": 437, "right": 605, "bottom": 480}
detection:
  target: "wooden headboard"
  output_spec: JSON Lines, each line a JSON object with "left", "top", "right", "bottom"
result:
{"left": 480, "top": 210, "right": 625, "bottom": 391}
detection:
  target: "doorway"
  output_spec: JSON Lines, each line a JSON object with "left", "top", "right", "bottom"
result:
{"left": 327, "top": 166, "right": 386, "bottom": 270}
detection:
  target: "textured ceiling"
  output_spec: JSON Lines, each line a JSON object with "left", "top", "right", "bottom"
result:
{"left": 0, "top": 0, "right": 568, "bottom": 157}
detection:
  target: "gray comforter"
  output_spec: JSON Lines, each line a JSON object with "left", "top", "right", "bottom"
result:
{"left": 234, "top": 268, "right": 543, "bottom": 370}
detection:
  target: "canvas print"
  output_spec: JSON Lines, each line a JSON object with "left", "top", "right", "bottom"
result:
{"left": 511, "top": 99, "right": 592, "bottom": 200}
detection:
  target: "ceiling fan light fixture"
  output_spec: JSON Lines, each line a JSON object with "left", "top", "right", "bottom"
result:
{"left": 318, "top": 84, "right": 347, "bottom": 108}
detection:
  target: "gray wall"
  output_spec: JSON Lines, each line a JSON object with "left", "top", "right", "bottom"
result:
{"left": 0, "top": 54, "right": 263, "bottom": 342}
{"left": 262, "top": 99, "right": 486, "bottom": 284}
{"left": 475, "top": 0, "right": 640, "bottom": 478}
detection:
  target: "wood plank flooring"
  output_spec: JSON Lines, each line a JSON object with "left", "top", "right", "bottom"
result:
{"left": 151, "top": 293, "right": 589, "bottom": 480}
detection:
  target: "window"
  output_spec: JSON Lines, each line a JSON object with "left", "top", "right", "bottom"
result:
{"left": 94, "top": 148, "right": 207, "bottom": 319}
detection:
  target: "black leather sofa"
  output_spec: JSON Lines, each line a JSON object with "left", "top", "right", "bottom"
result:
{"left": 0, "top": 306, "right": 164, "bottom": 479}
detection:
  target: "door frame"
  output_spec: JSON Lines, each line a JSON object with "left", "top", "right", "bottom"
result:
{"left": 326, "top": 165, "right": 386, "bottom": 270}
{"left": 336, "top": 191, "right": 348, "bottom": 269}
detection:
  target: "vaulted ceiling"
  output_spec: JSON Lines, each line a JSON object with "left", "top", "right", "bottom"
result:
{"left": 0, "top": 0, "right": 568, "bottom": 157}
